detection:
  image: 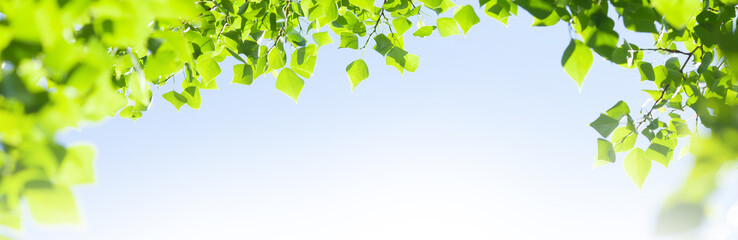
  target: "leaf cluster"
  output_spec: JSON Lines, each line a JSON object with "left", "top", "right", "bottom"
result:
{"left": 1, "top": 0, "right": 738, "bottom": 236}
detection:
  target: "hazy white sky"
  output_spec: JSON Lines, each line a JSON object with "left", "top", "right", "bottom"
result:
{"left": 10, "top": 8, "right": 734, "bottom": 240}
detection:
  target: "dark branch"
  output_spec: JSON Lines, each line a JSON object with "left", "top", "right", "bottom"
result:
{"left": 638, "top": 48, "right": 692, "bottom": 55}
{"left": 361, "top": 1, "right": 388, "bottom": 50}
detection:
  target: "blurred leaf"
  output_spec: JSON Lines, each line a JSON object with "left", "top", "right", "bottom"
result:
{"left": 54, "top": 145, "right": 95, "bottom": 185}
{"left": 651, "top": 0, "right": 699, "bottom": 28}
{"left": 25, "top": 187, "right": 80, "bottom": 224}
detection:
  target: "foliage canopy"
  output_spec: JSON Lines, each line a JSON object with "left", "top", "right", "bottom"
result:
{"left": 1, "top": 0, "right": 738, "bottom": 236}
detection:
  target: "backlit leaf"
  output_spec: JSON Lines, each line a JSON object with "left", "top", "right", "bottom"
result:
{"left": 346, "top": 59, "right": 369, "bottom": 91}
{"left": 25, "top": 187, "right": 80, "bottom": 224}
{"left": 561, "top": 39, "right": 593, "bottom": 89}
{"left": 163, "top": 91, "right": 188, "bottom": 110}
{"left": 276, "top": 68, "right": 304, "bottom": 102}
{"left": 624, "top": 148, "right": 651, "bottom": 189}
{"left": 590, "top": 114, "right": 619, "bottom": 138}
{"left": 454, "top": 5, "right": 480, "bottom": 35}
{"left": 437, "top": 18, "right": 460, "bottom": 37}
{"left": 594, "top": 138, "right": 616, "bottom": 168}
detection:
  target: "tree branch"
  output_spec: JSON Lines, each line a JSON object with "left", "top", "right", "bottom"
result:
{"left": 637, "top": 48, "right": 692, "bottom": 55}
{"left": 616, "top": 46, "right": 700, "bottom": 144}
{"left": 361, "top": 1, "right": 388, "bottom": 50}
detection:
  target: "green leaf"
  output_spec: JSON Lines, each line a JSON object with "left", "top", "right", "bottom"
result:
{"left": 268, "top": 47, "right": 286, "bottom": 69}
{"left": 622, "top": 7, "right": 659, "bottom": 33}
{"left": 669, "top": 118, "right": 692, "bottom": 137}
{"left": 291, "top": 46, "right": 318, "bottom": 78}
{"left": 594, "top": 138, "right": 616, "bottom": 168}
{"left": 611, "top": 42, "right": 643, "bottom": 68}
{"left": 286, "top": 30, "right": 307, "bottom": 47}
{"left": 624, "top": 148, "right": 651, "bottom": 189}
{"left": 233, "top": 64, "right": 254, "bottom": 85}
{"left": 276, "top": 68, "right": 304, "bottom": 102}
{"left": 561, "top": 39, "right": 593, "bottom": 89}
{"left": 119, "top": 105, "right": 142, "bottom": 119}
{"left": 638, "top": 62, "right": 655, "bottom": 81}
{"left": 127, "top": 72, "right": 151, "bottom": 106}
{"left": 346, "top": 59, "right": 369, "bottom": 91}
{"left": 404, "top": 54, "right": 419, "bottom": 72}
{"left": 339, "top": 32, "right": 359, "bottom": 49}
{"left": 453, "top": 5, "right": 480, "bottom": 35}
{"left": 54, "top": 145, "right": 95, "bottom": 185}
{"left": 385, "top": 47, "right": 410, "bottom": 73}
{"left": 374, "top": 34, "right": 394, "bottom": 56}
{"left": 349, "top": 0, "right": 375, "bottom": 11}
{"left": 182, "top": 86, "right": 201, "bottom": 109}
{"left": 484, "top": 0, "right": 517, "bottom": 26}
{"left": 436, "top": 18, "right": 460, "bottom": 37}
{"left": 581, "top": 26, "right": 619, "bottom": 59}
{"left": 0, "top": 209, "right": 20, "bottom": 230}
{"left": 420, "top": 0, "right": 443, "bottom": 8}
{"left": 656, "top": 203, "right": 704, "bottom": 235}
{"left": 196, "top": 55, "right": 221, "bottom": 83}
{"left": 646, "top": 138, "right": 676, "bottom": 167}
{"left": 515, "top": 0, "right": 555, "bottom": 19}
{"left": 611, "top": 127, "right": 637, "bottom": 152}
{"left": 312, "top": 32, "right": 333, "bottom": 46}
{"left": 393, "top": 18, "right": 412, "bottom": 35}
{"left": 590, "top": 113, "right": 619, "bottom": 138}
{"left": 162, "top": 91, "right": 188, "bottom": 110}
{"left": 650, "top": 0, "right": 700, "bottom": 28}
{"left": 435, "top": 0, "right": 457, "bottom": 13}
{"left": 532, "top": 10, "right": 559, "bottom": 27}
{"left": 413, "top": 26, "right": 436, "bottom": 38}
{"left": 606, "top": 101, "right": 630, "bottom": 120}
{"left": 25, "top": 187, "right": 80, "bottom": 224}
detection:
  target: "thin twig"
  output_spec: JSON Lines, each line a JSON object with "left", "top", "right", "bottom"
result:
{"left": 636, "top": 48, "right": 692, "bottom": 55}
{"left": 361, "top": 2, "right": 388, "bottom": 50}
{"left": 616, "top": 46, "right": 700, "bottom": 144}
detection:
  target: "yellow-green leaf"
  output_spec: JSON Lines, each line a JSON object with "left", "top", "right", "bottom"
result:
{"left": 276, "top": 68, "right": 304, "bottom": 102}
{"left": 163, "top": 91, "right": 188, "bottom": 110}
{"left": 346, "top": 59, "right": 369, "bottom": 91}
{"left": 453, "top": 5, "right": 480, "bottom": 35}
{"left": 312, "top": 32, "right": 333, "bottom": 47}
{"left": 349, "top": 0, "right": 374, "bottom": 11}
{"left": 624, "top": 148, "right": 651, "bottom": 189}
{"left": 437, "top": 18, "right": 460, "bottom": 37}
{"left": 561, "top": 39, "right": 593, "bottom": 89}
{"left": 268, "top": 47, "right": 286, "bottom": 70}
{"left": 233, "top": 64, "right": 254, "bottom": 85}
{"left": 54, "top": 145, "right": 95, "bottom": 185}
{"left": 651, "top": 0, "right": 699, "bottom": 29}
{"left": 594, "top": 138, "right": 616, "bottom": 168}
{"left": 25, "top": 187, "right": 80, "bottom": 224}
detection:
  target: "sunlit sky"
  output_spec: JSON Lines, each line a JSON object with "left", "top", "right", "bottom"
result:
{"left": 10, "top": 8, "right": 738, "bottom": 240}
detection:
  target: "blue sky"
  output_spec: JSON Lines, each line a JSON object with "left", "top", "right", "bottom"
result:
{"left": 11, "top": 9, "right": 728, "bottom": 240}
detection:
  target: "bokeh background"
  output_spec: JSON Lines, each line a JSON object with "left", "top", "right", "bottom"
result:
{"left": 11, "top": 11, "right": 738, "bottom": 240}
